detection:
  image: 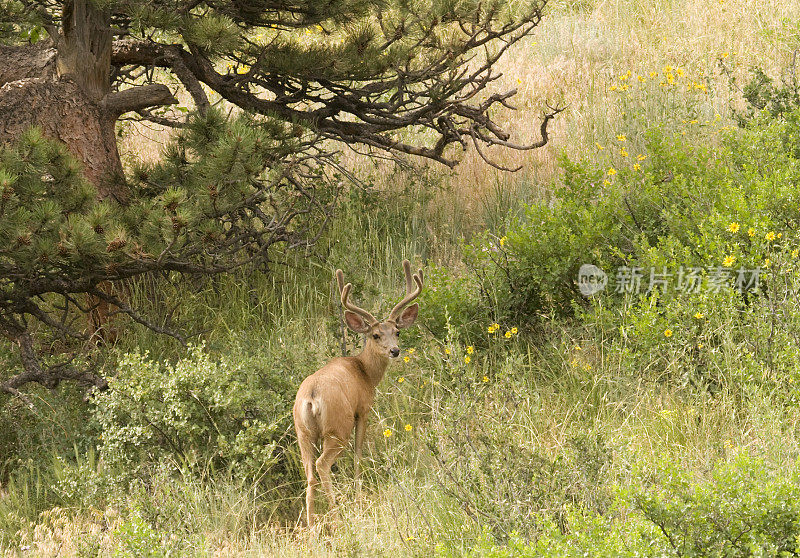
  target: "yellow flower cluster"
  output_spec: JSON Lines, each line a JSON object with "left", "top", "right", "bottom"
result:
{"left": 504, "top": 327, "right": 518, "bottom": 339}
{"left": 610, "top": 65, "right": 707, "bottom": 94}
{"left": 487, "top": 322, "right": 500, "bottom": 333}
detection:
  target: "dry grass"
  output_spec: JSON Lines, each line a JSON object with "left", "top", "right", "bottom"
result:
{"left": 121, "top": 0, "right": 800, "bottom": 227}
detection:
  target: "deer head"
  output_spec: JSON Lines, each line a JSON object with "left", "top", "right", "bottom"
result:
{"left": 335, "top": 260, "right": 423, "bottom": 359}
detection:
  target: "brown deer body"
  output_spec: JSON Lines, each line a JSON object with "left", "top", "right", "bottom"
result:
{"left": 293, "top": 261, "right": 423, "bottom": 527}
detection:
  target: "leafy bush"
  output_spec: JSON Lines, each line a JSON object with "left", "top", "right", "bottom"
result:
{"left": 458, "top": 108, "right": 800, "bottom": 389}
{"left": 93, "top": 344, "right": 293, "bottom": 484}
{"left": 461, "top": 453, "right": 800, "bottom": 557}
{"left": 634, "top": 453, "right": 800, "bottom": 557}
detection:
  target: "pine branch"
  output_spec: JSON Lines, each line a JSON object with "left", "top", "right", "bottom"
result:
{"left": 101, "top": 84, "right": 177, "bottom": 116}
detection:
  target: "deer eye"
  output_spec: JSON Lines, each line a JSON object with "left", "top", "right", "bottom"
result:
{"left": 373, "top": 334, "right": 380, "bottom": 339}
{"left": 396, "top": 331, "right": 400, "bottom": 337}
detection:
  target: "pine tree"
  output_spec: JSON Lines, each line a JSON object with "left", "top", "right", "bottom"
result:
{"left": 0, "top": 0, "right": 556, "bottom": 397}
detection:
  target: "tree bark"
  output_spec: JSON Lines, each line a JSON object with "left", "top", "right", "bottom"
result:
{"left": 0, "top": 1, "right": 176, "bottom": 201}
{"left": 0, "top": 77, "right": 126, "bottom": 199}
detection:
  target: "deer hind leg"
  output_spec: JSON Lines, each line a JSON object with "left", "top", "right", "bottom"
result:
{"left": 297, "top": 431, "right": 319, "bottom": 527}
{"left": 315, "top": 435, "right": 346, "bottom": 515}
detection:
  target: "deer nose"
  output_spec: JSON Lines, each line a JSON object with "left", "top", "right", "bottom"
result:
{"left": 390, "top": 348, "right": 400, "bottom": 358}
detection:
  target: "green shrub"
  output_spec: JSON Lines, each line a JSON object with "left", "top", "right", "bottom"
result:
{"left": 93, "top": 344, "right": 293, "bottom": 485}
{"left": 462, "top": 453, "right": 800, "bottom": 557}
{"left": 633, "top": 453, "right": 800, "bottom": 557}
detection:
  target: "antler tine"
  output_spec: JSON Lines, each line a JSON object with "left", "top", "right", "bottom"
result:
{"left": 388, "top": 262, "right": 424, "bottom": 321}
{"left": 335, "top": 268, "right": 345, "bottom": 295}
{"left": 402, "top": 260, "right": 414, "bottom": 295}
{"left": 340, "top": 281, "right": 378, "bottom": 325}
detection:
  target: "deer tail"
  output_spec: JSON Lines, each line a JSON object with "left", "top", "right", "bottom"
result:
{"left": 300, "top": 397, "right": 321, "bottom": 432}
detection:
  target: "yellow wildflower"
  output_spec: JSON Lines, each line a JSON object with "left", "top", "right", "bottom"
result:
{"left": 637, "top": 75, "right": 645, "bottom": 82}
{"left": 607, "top": 167, "right": 617, "bottom": 176}
{"left": 620, "top": 148, "right": 629, "bottom": 157}
{"left": 464, "top": 356, "right": 471, "bottom": 364}
{"left": 596, "top": 142, "right": 605, "bottom": 150}
{"left": 511, "top": 327, "right": 518, "bottom": 334}
{"left": 637, "top": 154, "right": 647, "bottom": 161}
{"left": 444, "top": 348, "right": 451, "bottom": 355}
{"left": 466, "top": 345, "right": 474, "bottom": 355}
{"left": 764, "top": 258, "right": 771, "bottom": 268}
{"left": 633, "top": 163, "right": 642, "bottom": 171}
{"left": 676, "top": 67, "right": 685, "bottom": 77}
{"left": 482, "top": 375, "right": 489, "bottom": 383}
{"left": 723, "top": 255, "right": 735, "bottom": 267}
{"left": 408, "top": 348, "right": 415, "bottom": 354}
{"left": 603, "top": 179, "right": 611, "bottom": 186}
{"left": 403, "top": 356, "right": 410, "bottom": 363}
{"left": 792, "top": 249, "right": 798, "bottom": 258}
{"left": 405, "top": 424, "right": 412, "bottom": 432}
{"left": 383, "top": 429, "right": 392, "bottom": 437}
{"left": 398, "top": 376, "right": 405, "bottom": 382}
{"left": 504, "top": 331, "right": 512, "bottom": 338}
{"left": 664, "top": 329, "right": 673, "bottom": 338}
{"left": 728, "top": 222, "right": 740, "bottom": 233}
{"left": 499, "top": 236, "right": 507, "bottom": 247}
{"left": 616, "top": 134, "right": 627, "bottom": 142}
{"left": 778, "top": 232, "right": 783, "bottom": 239}
{"left": 650, "top": 71, "right": 659, "bottom": 78}
{"left": 694, "top": 312, "right": 705, "bottom": 319}
{"left": 748, "top": 227, "right": 755, "bottom": 237}
{"left": 766, "top": 231, "right": 776, "bottom": 241}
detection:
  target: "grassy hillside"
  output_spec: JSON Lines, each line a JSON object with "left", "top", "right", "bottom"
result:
{"left": 4, "top": 0, "right": 800, "bottom": 556}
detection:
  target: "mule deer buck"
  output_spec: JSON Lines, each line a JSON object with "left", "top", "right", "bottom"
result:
{"left": 293, "top": 260, "right": 423, "bottom": 527}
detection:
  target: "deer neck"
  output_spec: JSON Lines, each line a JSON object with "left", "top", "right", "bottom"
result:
{"left": 356, "top": 345, "right": 390, "bottom": 387}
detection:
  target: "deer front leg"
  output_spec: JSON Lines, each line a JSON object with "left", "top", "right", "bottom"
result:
{"left": 354, "top": 415, "right": 367, "bottom": 487}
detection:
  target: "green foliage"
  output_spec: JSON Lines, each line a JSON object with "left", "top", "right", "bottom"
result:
{"left": 456, "top": 108, "right": 800, "bottom": 390}
{"left": 93, "top": 345, "right": 292, "bottom": 484}
{"left": 420, "top": 264, "right": 485, "bottom": 340}
{"left": 462, "top": 453, "right": 800, "bottom": 557}
{"left": 634, "top": 453, "right": 800, "bottom": 557}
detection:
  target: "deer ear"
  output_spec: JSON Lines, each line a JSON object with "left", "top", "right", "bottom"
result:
{"left": 396, "top": 303, "right": 418, "bottom": 329}
{"left": 344, "top": 310, "right": 371, "bottom": 333}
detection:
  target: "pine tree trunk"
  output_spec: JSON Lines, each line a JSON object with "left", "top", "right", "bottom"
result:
{"left": 0, "top": 1, "right": 175, "bottom": 201}
{"left": 0, "top": 77, "right": 125, "bottom": 199}
{"left": 0, "top": 0, "right": 124, "bottom": 200}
